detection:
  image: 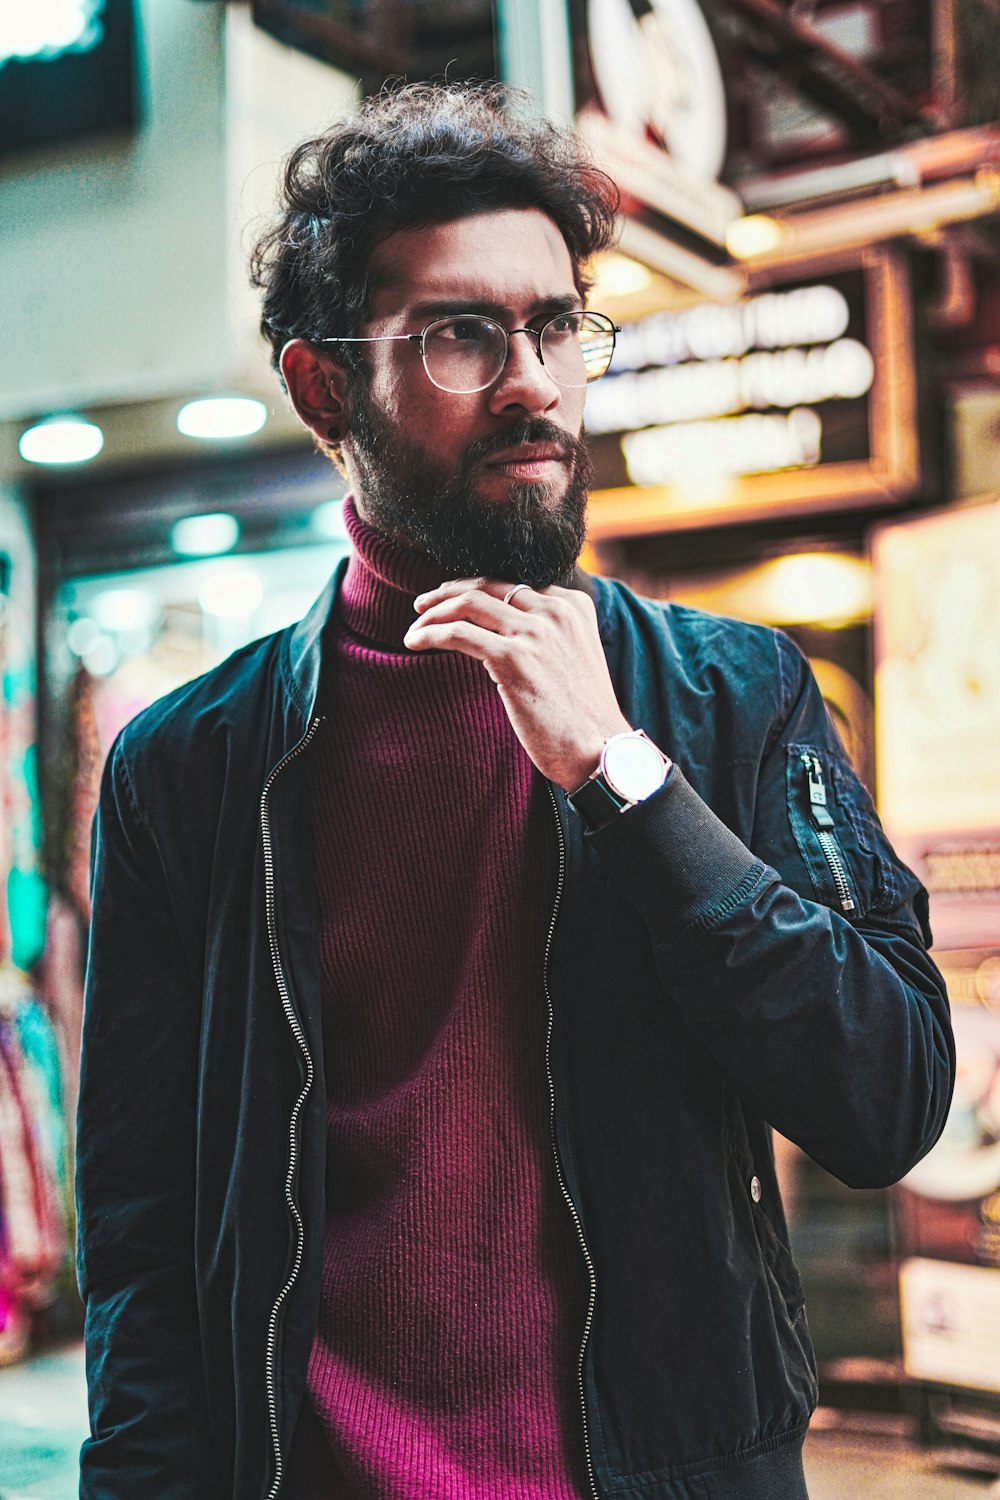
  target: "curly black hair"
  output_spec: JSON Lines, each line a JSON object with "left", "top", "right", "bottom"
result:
{"left": 248, "top": 80, "right": 620, "bottom": 380}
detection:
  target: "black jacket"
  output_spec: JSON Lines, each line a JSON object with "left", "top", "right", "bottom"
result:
{"left": 77, "top": 564, "right": 954, "bottom": 1500}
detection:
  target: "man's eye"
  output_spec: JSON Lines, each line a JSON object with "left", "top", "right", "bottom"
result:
{"left": 544, "top": 315, "right": 580, "bottom": 340}
{"left": 441, "top": 318, "right": 495, "bottom": 343}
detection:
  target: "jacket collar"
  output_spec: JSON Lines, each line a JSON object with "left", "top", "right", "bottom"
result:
{"left": 281, "top": 556, "right": 349, "bottom": 722}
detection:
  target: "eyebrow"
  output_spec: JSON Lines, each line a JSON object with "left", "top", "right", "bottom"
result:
{"left": 405, "top": 294, "right": 583, "bottom": 323}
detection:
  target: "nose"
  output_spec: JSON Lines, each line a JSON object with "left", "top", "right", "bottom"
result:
{"left": 487, "top": 328, "right": 560, "bottom": 418}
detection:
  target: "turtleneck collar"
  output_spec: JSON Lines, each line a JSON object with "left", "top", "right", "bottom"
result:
{"left": 336, "top": 496, "right": 450, "bottom": 649}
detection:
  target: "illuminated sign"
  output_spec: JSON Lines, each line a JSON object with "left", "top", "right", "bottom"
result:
{"left": 585, "top": 247, "right": 920, "bottom": 537}
{"left": 585, "top": 0, "right": 727, "bottom": 183}
{"left": 0, "top": 1, "right": 105, "bottom": 69}
{"left": 0, "top": 0, "right": 134, "bottom": 157}
{"left": 586, "top": 282, "right": 875, "bottom": 487}
{"left": 572, "top": 0, "right": 740, "bottom": 260}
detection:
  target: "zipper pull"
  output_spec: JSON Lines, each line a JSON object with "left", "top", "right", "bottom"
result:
{"left": 802, "top": 752, "right": 835, "bottom": 830}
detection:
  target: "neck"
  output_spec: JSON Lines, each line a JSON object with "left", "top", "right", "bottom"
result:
{"left": 336, "top": 495, "right": 448, "bottom": 649}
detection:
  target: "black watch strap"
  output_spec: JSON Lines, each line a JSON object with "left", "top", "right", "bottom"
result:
{"left": 566, "top": 774, "right": 629, "bottom": 831}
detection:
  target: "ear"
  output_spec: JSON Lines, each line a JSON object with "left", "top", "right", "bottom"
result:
{"left": 280, "top": 339, "right": 350, "bottom": 445}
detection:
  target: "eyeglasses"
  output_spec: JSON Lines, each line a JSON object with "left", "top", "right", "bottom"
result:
{"left": 320, "top": 310, "right": 620, "bottom": 394}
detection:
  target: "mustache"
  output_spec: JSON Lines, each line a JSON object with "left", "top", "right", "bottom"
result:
{"left": 463, "top": 420, "right": 580, "bottom": 467}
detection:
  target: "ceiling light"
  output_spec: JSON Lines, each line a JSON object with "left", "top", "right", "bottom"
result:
{"left": 198, "top": 571, "right": 264, "bottom": 619}
{"left": 67, "top": 617, "right": 101, "bottom": 657}
{"left": 590, "top": 253, "right": 654, "bottom": 299}
{"left": 91, "top": 587, "right": 158, "bottom": 632}
{"left": 81, "top": 636, "right": 119, "bottom": 677}
{"left": 755, "top": 552, "right": 872, "bottom": 626}
{"left": 19, "top": 415, "right": 104, "bottom": 465}
{"left": 726, "top": 215, "right": 786, "bottom": 261}
{"left": 177, "top": 397, "right": 267, "bottom": 440}
{"left": 171, "top": 513, "right": 240, "bottom": 558}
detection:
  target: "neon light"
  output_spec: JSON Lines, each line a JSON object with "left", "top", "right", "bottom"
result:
{"left": 171, "top": 514, "right": 241, "bottom": 559}
{"left": 609, "top": 285, "right": 852, "bottom": 373}
{"left": 19, "top": 415, "right": 104, "bottom": 464}
{"left": 586, "top": 339, "right": 874, "bottom": 434}
{"left": 0, "top": 0, "right": 105, "bottom": 70}
{"left": 622, "top": 408, "right": 823, "bottom": 483}
{"left": 176, "top": 397, "right": 267, "bottom": 440}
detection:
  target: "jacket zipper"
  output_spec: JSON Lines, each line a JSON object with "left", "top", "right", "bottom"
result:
{"left": 544, "top": 782, "right": 600, "bottom": 1500}
{"left": 800, "top": 752, "right": 856, "bottom": 915}
{"left": 261, "top": 716, "right": 323, "bottom": 1500}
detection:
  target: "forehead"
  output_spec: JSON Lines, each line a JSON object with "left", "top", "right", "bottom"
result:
{"left": 367, "top": 208, "right": 579, "bottom": 318}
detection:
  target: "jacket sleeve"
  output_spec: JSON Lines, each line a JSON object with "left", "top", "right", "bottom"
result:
{"left": 76, "top": 732, "right": 218, "bottom": 1497}
{"left": 588, "top": 631, "right": 955, "bottom": 1189}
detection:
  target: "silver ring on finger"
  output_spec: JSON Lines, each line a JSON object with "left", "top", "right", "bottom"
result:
{"left": 503, "top": 582, "right": 532, "bottom": 607}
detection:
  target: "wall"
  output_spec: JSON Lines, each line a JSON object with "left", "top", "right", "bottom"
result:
{"left": 0, "top": 0, "right": 228, "bottom": 420}
{"left": 0, "top": 1, "right": 362, "bottom": 430}
{"left": 223, "top": 6, "right": 359, "bottom": 390}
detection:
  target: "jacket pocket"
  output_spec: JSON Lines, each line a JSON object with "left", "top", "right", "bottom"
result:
{"left": 827, "top": 755, "right": 919, "bottom": 918}
{"left": 786, "top": 744, "right": 882, "bottom": 921}
{"left": 751, "top": 1193, "right": 806, "bottom": 1327}
{"left": 725, "top": 1096, "right": 806, "bottom": 1327}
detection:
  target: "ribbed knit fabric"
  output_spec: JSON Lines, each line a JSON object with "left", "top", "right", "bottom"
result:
{"left": 283, "top": 498, "right": 589, "bottom": 1499}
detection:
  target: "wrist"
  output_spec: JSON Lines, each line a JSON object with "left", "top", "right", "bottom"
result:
{"left": 567, "top": 728, "right": 672, "bottom": 831}
{"left": 559, "top": 717, "right": 633, "bottom": 793}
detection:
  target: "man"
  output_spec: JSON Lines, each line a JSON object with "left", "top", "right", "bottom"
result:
{"left": 77, "top": 83, "right": 953, "bottom": 1500}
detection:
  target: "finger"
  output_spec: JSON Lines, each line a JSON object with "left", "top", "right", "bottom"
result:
{"left": 402, "top": 619, "right": 514, "bottom": 665}
{"left": 408, "top": 590, "right": 523, "bottom": 636}
{"left": 413, "top": 579, "right": 550, "bottom": 613}
{"left": 413, "top": 578, "right": 495, "bottom": 613}
{"left": 500, "top": 583, "right": 543, "bottom": 611}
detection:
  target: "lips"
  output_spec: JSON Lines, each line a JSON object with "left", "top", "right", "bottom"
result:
{"left": 484, "top": 446, "right": 569, "bottom": 468}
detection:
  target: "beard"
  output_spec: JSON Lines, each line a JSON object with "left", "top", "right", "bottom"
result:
{"left": 344, "top": 383, "right": 594, "bottom": 589}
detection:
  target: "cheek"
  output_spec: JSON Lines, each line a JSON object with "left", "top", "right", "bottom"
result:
{"left": 370, "top": 357, "right": 454, "bottom": 431}
{"left": 366, "top": 354, "right": 405, "bottom": 414}
{"left": 409, "top": 390, "right": 483, "bottom": 452}
{"left": 565, "top": 388, "right": 588, "bottom": 435}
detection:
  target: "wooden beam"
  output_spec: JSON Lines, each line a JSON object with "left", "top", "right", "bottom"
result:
{"left": 724, "top": 0, "right": 930, "bottom": 139}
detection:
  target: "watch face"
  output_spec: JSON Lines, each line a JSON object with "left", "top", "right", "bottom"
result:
{"left": 602, "top": 734, "right": 667, "bottom": 802}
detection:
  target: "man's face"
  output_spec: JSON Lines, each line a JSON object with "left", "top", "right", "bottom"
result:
{"left": 340, "top": 208, "right": 593, "bottom": 588}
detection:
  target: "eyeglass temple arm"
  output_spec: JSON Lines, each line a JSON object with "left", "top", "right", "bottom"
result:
{"left": 319, "top": 334, "right": 421, "bottom": 344}
{"left": 320, "top": 320, "right": 621, "bottom": 345}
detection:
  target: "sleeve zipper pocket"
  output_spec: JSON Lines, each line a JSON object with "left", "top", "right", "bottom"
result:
{"left": 800, "top": 752, "right": 856, "bottom": 915}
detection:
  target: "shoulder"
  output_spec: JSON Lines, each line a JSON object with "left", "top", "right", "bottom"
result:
{"left": 109, "top": 629, "right": 287, "bottom": 809}
{"left": 591, "top": 572, "right": 804, "bottom": 712}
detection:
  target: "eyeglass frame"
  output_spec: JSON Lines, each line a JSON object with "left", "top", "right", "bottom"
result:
{"left": 317, "top": 309, "right": 622, "bottom": 393}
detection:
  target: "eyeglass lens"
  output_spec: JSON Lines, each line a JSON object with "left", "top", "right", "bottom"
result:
{"left": 421, "top": 312, "right": 616, "bottom": 393}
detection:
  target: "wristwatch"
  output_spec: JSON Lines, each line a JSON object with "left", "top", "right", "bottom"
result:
{"left": 567, "top": 729, "right": 672, "bottom": 831}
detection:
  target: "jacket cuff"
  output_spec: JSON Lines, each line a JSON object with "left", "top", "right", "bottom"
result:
{"left": 584, "top": 766, "right": 762, "bottom": 943}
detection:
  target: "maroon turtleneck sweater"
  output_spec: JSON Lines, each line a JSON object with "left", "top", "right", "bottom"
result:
{"left": 283, "top": 498, "right": 589, "bottom": 1499}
